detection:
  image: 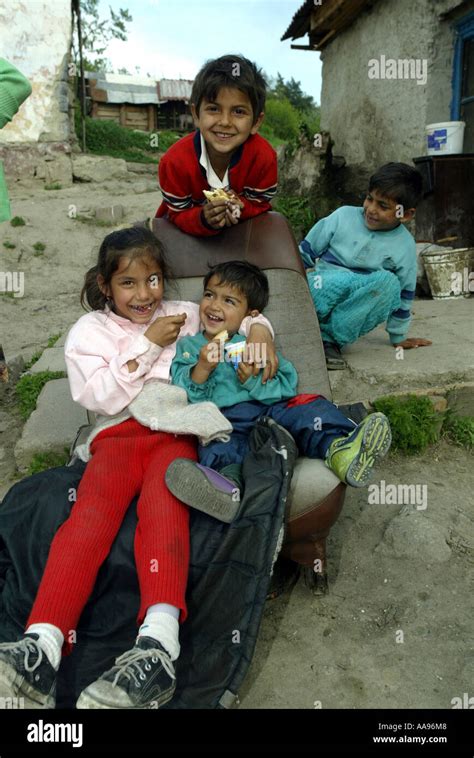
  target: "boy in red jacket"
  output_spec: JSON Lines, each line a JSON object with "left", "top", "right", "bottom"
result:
{"left": 155, "top": 55, "right": 277, "bottom": 236}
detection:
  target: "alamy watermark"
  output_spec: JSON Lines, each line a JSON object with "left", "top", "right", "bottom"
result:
{"left": 368, "top": 55, "right": 428, "bottom": 86}
{"left": 0, "top": 271, "right": 24, "bottom": 297}
{"left": 368, "top": 480, "right": 428, "bottom": 510}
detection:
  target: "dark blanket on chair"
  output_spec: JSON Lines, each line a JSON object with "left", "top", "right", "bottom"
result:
{"left": 0, "top": 418, "right": 297, "bottom": 709}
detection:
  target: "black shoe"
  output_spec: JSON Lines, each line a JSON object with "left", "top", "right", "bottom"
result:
{"left": 0, "top": 633, "right": 56, "bottom": 708}
{"left": 323, "top": 341, "right": 347, "bottom": 370}
{"left": 76, "top": 637, "right": 176, "bottom": 709}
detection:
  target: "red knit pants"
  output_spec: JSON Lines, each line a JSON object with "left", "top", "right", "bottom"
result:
{"left": 27, "top": 419, "right": 197, "bottom": 653}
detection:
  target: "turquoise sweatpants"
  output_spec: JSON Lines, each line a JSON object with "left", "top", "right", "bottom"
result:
{"left": 307, "top": 261, "right": 401, "bottom": 347}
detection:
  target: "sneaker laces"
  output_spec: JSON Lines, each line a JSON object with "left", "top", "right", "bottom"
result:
{"left": 0, "top": 638, "right": 44, "bottom": 673}
{"left": 111, "top": 646, "right": 175, "bottom": 689}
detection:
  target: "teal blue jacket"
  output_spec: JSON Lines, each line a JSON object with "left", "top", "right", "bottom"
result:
{"left": 171, "top": 332, "right": 298, "bottom": 407}
{"left": 299, "top": 205, "right": 417, "bottom": 344}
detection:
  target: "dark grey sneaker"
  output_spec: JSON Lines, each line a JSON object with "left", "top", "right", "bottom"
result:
{"left": 0, "top": 633, "right": 56, "bottom": 709}
{"left": 323, "top": 341, "right": 347, "bottom": 370}
{"left": 165, "top": 459, "right": 241, "bottom": 523}
{"left": 76, "top": 637, "right": 176, "bottom": 709}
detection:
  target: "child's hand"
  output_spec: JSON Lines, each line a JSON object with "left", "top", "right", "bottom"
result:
{"left": 191, "top": 339, "right": 223, "bottom": 384}
{"left": 197, "top": 339, "right": 224, "bottom": 373}
{"left": 144, "top": 313, "right": 187, "bottom": 347}
{"left": 202, "top": 199, "right": 228, "bottom": 229}
{"left": 237, "top": 361, "right": 255, "bottom": 384}
{"left": 392, "top": 337, "right": 432, "bottom": 349}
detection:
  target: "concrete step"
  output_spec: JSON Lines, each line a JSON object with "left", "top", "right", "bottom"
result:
{"left": 14, "top": 378, "right": 88, "bottom": 471}
{"left": 328, "top": 299, "right": 474, "bottom": 412}
{"left": 29, "top": 346, "right": 66, "bottom": 374}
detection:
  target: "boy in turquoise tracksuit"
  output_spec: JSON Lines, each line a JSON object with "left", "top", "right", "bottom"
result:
{"left": 165, "top": 261, "right": 391, "bottom": 522}
{"left": 300, "top": 163, "right": 432, "bottom": 369}
{"left": 0, "top": 58, "right": 32, "bottom": 223}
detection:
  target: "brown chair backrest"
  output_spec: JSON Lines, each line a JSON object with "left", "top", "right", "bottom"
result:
{"left": 151, "top": 213, "right": 332, "bottom": 398}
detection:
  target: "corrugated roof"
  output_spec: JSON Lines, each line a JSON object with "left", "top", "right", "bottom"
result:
{"left": 156, "top": 79, "right": 194, "bottom": 103}
{"left": 85, "top": 72, "right": 194, "bottom": 104}
{"left": 281, "top": 0, "right": 376, "bottom": 50}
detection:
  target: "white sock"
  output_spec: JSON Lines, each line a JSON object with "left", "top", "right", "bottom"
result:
{"left": 25, "top": 623, "right": 63, "bottom": 670}
{"left": 138, "top": 605, "right": 180, "bottom": 661}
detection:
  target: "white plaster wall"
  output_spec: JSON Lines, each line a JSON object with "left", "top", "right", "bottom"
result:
{"left": 319, "top": 0, "right": 468, "bottom": 170}
{"left": 0, "top": 0, "right": 72, "bottom": 144}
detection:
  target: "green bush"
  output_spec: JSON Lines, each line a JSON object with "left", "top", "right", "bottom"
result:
{"left": 16, "top": 371, "right": 66, "bottom": 419}
{"left": 372, "top": 395, "right": 441, "bottom": 455}
{"left": 262, "top": 97, "right": 300, "bottom": 142}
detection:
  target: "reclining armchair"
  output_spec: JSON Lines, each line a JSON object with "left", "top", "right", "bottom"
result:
{"left": 150, "top": 212, "right": 347, "bottom": 594}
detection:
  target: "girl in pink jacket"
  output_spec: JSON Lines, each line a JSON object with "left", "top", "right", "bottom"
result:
{"left": 0, "top": 226, "right": 275, "bottom": 711}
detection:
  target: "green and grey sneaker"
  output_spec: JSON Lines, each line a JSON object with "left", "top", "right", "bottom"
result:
{"left": 0, "top": 633, "right": 56, "bottom": 709}
{"left": 325, "top": 412, "right": 392, "bottom": 487}
{"left": 76, "top": 637, "right": 176, "bottom": 709}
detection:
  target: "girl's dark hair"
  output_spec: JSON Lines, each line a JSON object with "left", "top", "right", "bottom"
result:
{"left": 203, "top": 260, "right": 269, "bottom": 312}
{"left": 191, "top": 54, "right": 267, "bottom": 124}
{"left": 80, "top": 226, "right": 173, "bottom": 311}
{"left": 368, "top": 162, "right": 423, "bottom": 209}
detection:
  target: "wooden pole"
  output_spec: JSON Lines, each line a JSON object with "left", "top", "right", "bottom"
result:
{"left": 73, "top": 0, "right": 87, "bottom": 152}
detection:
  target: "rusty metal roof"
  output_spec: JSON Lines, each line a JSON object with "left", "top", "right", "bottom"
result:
{"left": 281, "top": 0, "right": 377, "bottom": 50}
{"left": 156, "top": 79, "right": 194, "bottom": 103}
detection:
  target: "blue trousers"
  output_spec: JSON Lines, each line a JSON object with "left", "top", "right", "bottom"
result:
{"left": 307, "top": 262, "right": 401, "bottom": 346}
{"left": 198, "top": 396, "right": 356, "bottom": 470}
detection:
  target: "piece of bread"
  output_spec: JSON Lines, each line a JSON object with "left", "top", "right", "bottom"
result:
{"left": 203, "top": 188, "right": 232, "bottom": 202}
{"left": 214, "top": 329, "right": 229, "bottom": 342}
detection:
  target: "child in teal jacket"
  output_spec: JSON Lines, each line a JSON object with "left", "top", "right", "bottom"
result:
{"left": 167, "top": 261, "right": 391, "bottom": 522}
{"left": 300, "top": 163, "right": 432, "bottom": 368}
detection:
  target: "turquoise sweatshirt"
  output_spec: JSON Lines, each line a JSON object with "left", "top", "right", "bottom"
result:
{"left": 299, "top": 206, "right": 417, "bottom": 344}
{"left": 171, "top": 332, "right": 298, "bottom": 407}
{"left": 0, "top": 59, "right": 32, "bottom": 222}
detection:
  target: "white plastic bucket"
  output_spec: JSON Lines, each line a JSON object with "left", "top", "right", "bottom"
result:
{"left": 425, "top": 121, "right": 465, "bottom": 155}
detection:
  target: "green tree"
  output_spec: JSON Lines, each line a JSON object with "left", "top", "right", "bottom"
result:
{"left": 272, "top": 73, "right": 315, "bottom": 113}
{"left": 73, "top": 0, "right": 132, "bottom": 73}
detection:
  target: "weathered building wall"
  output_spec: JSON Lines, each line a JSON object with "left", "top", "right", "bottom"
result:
{"left": 0, "top": 0, "right": 73, "bottom": 184}
{"left": 0, "top": 0, "right": 72, "bottom": 144}
{"left": 319, "top": 0, "right": 469, "bottom": 196}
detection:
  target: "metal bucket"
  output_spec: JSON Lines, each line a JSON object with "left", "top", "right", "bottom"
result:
{"left": 421, "top": 247, "right": 473, "bottom": 299}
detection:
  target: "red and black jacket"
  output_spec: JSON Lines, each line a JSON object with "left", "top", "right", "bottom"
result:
{"left": 155, "top": 130, "right": 278, "bottom": 236}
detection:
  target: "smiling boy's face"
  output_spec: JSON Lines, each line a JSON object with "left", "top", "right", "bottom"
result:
{"left": 199, "top": 274, "right": 258, "bottom": 339}
{"left": 191, "top": 86, "right": 264, "bottom": 165}
{"left": 363, "top": 188, "right": 415, "bottom": 231}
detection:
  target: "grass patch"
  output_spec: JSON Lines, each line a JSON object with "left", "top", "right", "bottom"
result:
{"left": 46, "top": 334, "right": 61, "bottom": 348}
{"left": 1, "top": 291, "right": 16, "bottom": 299}
{"left": 75, "top": 108, "right": 179, "bottom": 162}
{"left": 27, "top": 449, "right": 70, "bottom": 475}
{"left": 372, "top": 394, "right": 441, "bottom": 455}
{"left": 442, "top": 413, "right": 474, "bottom": 450}
{"left": 273, "top": 194, "right": 314, "bottom": 239}
{"left": 16, "top": 371, "right": 66, "bottom": 419}
{"left": 3, "top": 241, "right": 16, "bottom": 249}
{"left": 44, "top": 182, "right": 62, "bottom": 190}
{"left": 10, "top": 216, "right": 25, "bottom": 227}
{"left": 23, "top": 333, "right": 63, "bottom": 371}
{"left": 33, "top": 242, "right": 46, "bottom": 255}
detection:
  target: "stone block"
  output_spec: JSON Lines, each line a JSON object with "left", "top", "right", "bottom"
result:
{"left": 45, "top": 154, "right": 73, "bottom": 187}
{"left": 29, "top": 347, "right": 67, "bottom": 374}
{"left": 72, "top": 155, "right": 129, "bottom": 183}
{"left": 14, "top": 378, "right": 88, "bottom": 470}
{"left": 446, "top": 384, "right": 474, "bottom": 417}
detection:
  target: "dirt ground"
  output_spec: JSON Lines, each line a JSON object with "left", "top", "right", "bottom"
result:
{"left": 0, "top": 175, "right": 473, "bottom": 710}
